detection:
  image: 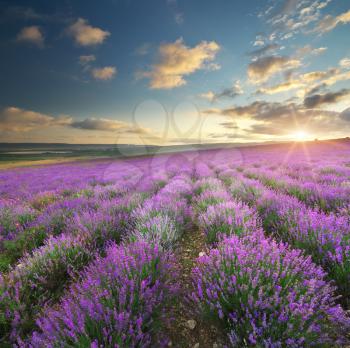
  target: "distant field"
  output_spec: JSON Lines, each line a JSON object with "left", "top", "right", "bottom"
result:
{"left": 0, "top": 143, "right": 160, "bottom": 169}
{"left": 0, "top": 156, "right": 97, "bottom": 169}
{"left": 1, "top": 139, "right": 350, "bottom": 346}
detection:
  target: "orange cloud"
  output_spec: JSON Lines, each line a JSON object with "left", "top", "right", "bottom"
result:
{"left": 91, "top": 67, "right": 117, "bottom": 80}
{"left": 67, "top": 18, "right": 110, "bottom": 46}
{"left": 17, "top": 26, "right": 44, "bottom": 47}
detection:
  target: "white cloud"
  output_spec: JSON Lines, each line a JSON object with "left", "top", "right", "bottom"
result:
{"left": 253, "top": 34, "right": 265, "bottom": 46}
{"left": 295, "top": 45, "right": 327, "bottom": 57}
{"left": 139, "top": 38, "right": 220, "bottom": 89}
{"left": 16, "top": 26, "right": 44, "bottom": 47}
{"left": 91, "top": 66, "right": 117, "bottom": 80}
{"left": 67, "top": 18, "right": 110, "bottom": 46}
{"left": 314, "top": 10, "right": 350, "bottom": 33}
{"left": 260, "top": 0, "right": 332, "bottom": 41}
{"left": 340, "top": 58, "right": 350, "bottom": 69}
{"left": 199, "top": 91, "right": 216, "bottom": 101}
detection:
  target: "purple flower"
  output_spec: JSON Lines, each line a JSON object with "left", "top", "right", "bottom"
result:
{"left": 192, "top": 234, "right": 350, "bottom": 346}
{"left": 28, "top": 241, "right": 178, "bottom": 347}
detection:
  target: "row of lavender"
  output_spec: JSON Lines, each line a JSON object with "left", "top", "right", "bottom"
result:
{"left": 190, "top": 163, "right": 350, "bottom": 346}
{"left": 241, "top": 164, "right": 350, "bottom": 214}
{"left": 221, "top": 166, "right": 350, "bottom": 303}
{"left": 0, "top": 157, "right": 195, "bottom": 346}
{"left": 26, "top": 169, "right": 194, "bottom": 347}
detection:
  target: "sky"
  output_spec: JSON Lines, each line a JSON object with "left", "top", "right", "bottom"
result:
{"left": 0, "top": 0, "right": 349, "bottom": 145}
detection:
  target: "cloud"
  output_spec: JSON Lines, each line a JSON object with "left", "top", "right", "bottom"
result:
{"left": 314, "top": 10, "right": 350, "bottom": 33}
{"left": 4, "top": 6, "right": 44, "bottom": 20}
{"left": 67, "top": 18, "right": 110, "bottom": 46}
{"left": 70, "top": 117, "right": 150, "bottom": 134}
{"left": 199, "top": 91, "right": 216, "bottom": 101}
{"left": 304, "top": 88, "right": 350, "bottom": 108}
{"left": 203, "top": 101, "right": 313, "bottom": 122}
{"left": 261, "top": 0, "right": 332, "bottom": 41}
{"left": 70, "top": 118, "right": 127, "bottom": 131}
{"left": 220, "top": 121, "right": 239, "bottom": 129}
{"left": 248, "top": 44, "right": 280, "bottom": 58}
{"left": 199, "top": 81, "right": 243, "bottom": 102}
{"left": 0, "top": 107, "right": 71, "bottom": 132}
{"left": 91, "top": 66, "right": 117, "bottom": 80}
{"left": 320, "top": 69, "right": 350, "bottom": 87}
{"left": 253, "top": 34, "right": 265, "bottom": 47}
{"left": 167, "top": 0, "right": 184, "bottom": 25}
{"left": 204, "top": 100, "right": 291, "bottom": 119}
{"left": 256, "top": 67, "right": 343, "bottom": 95}
{"left": 208, "top": 132, "right": 240, "bottom": 140}
{"left": 79, "top": 57, "right": 117, "bottom": 81}
{"left": 248, "top": 55, "right": 301, "bottom": 83}
{"left": 340, "top": 58, "right": 350, "bottom": 69}
{"left": 295, "top": 45, "right": 327, "bottom": 57}
{"left": 174, "top": 12, "right": 184, "bottom": 24}
{"left": 139, "top": 38, "right": 220, "bottom": 89}
{"left": 340, "top": 108, "right": 350, "bottom": 121}
{"left": 16, "top": 26, "right": 44, "bottom": 46}
{"left": 3, "top": 5, "right": 68, "bottom": 22}
{"left": 257, "top": 79, "right": 304, "bottom": 94}
{"left": 0, "top": 107, "right": 154, "bottom": 137}
{"left": 203, "top": 99, "right": 349, "bottom": 137}
{"left": 79, "top": 55, "right": 96, "bottom": 65}
{"left": 301, "top": 68, "right": 338, "bottom": 82}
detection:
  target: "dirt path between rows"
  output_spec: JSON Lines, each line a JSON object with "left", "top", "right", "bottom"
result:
{"left": 164, "top": 227, "right": 226, "bottom": 348}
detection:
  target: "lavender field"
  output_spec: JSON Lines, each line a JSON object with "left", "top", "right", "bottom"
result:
{"left": 1, "top": 141, "right": 350, "bottom": 347}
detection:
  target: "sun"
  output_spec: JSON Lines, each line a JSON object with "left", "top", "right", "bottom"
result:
{"left": 293, "top": 130, "right": 309, "bottom": 141}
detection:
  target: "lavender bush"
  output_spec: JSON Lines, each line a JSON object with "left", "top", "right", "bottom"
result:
{"left": 0, "top": 234, "right": 93, "bottom": 341}
{"left": 28, "top": 240, "right": 177, "bottom": 347}
{"left": 198, "top": 200, "right": 261, "bottom": 243}
{"left": 193, "top": 235, "right": 350, "bottom": 347}
{"left": 256, "top": 190, "right": 350, "bottom": 303}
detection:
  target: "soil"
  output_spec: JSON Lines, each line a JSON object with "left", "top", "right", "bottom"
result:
{"left": 164, "top": 227, "right": 227, "bottom": 348}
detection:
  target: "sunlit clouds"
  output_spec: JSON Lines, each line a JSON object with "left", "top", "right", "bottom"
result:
{"left": 248, "top": 56, "right": 301, "bottom": 84}
{"left": 0, "top": 107, "right": 71, "bottom": 132}
{"left": 91, "top": 66, "right": 117, "bottom": 81}
{"left": 139, "top": 38, "right": 220, "bottom": 89}
{"left": 314, "top": 9, "right": 350, "bottom": 33}
{"left": 16, "top": 26, "right": 44, "bottom": 47}
{"left": 67, "top": 18, "right": 110, "bottom": 46}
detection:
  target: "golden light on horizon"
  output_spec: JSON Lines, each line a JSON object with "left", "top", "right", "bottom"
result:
{"left": 293, "top": 130, "right": 309, "bottom": 141}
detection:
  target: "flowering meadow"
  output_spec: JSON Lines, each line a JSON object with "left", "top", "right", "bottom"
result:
{"left": 1, "top": 141, "right": 350, "bottom": 347}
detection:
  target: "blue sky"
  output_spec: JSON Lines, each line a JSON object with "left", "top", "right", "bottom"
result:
{"left": 0, "top": 0, "right": 349, "bottom": 144}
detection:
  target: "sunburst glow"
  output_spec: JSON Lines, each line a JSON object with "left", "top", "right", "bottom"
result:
{"left": 293, "top": 130, "right": 309, "bottom": 141}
